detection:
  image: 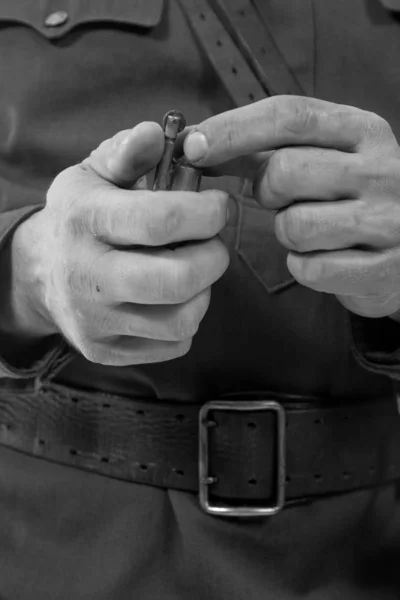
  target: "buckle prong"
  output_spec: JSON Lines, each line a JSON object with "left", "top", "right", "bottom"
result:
{"left": 199, "top": 400, "right": 286, "bottom": 517}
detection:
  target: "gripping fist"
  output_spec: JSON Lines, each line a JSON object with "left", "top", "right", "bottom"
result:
{"left": 15, "top": 122, "right": 229, "bottom": 365}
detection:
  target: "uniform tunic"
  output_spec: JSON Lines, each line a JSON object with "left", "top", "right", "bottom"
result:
{"left": 0, "top": 0, "right": 400, "bottom": 598}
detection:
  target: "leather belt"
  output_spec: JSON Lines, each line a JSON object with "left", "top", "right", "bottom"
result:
{"left": 0, "top": 382, "right": 400, "bottom": 517}
{"left": 177, "top": 0, "right": 304, "bottom": 109}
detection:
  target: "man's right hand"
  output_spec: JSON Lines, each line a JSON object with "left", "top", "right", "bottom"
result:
{"left": 9, "top": 122, "right": 230, "bottom": 366}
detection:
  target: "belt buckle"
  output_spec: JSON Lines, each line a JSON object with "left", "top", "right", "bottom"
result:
{"left": 198, "top": 400, "right": 286, "bottom": 517}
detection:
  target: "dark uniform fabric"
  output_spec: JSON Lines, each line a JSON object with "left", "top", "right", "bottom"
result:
{"left": 1, "top": 0, "right": 400, "bottom": 598}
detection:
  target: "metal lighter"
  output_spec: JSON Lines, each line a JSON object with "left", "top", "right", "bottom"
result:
{"left": 152, "top": 110, "right": 203, "bottom": 192}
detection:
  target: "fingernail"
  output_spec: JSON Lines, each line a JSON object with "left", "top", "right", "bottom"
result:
{"left": 184, "top": 131, "right": 209, "bottom": 163}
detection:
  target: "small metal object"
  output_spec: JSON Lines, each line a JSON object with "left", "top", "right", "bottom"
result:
{"left": 198, "top": 400, "right": 286, "bottom": 517}
{"left": 170, "top": 157, "right": 203, "bottom": 192}
{"left": 44, "top": 10, "right": 69, "bottom": 28}
{"left": 153, "top": 110, "right": 186, "bottom": 191}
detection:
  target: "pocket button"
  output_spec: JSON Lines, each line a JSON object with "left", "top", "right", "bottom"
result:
{"left": 44, "top": 11, "right": 69, "bottom": 28}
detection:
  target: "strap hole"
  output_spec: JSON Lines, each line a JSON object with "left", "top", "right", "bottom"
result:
{"left": 285, "top": 475, "right": 291, "bottom": 484}
{"left": 175, "top": 414, "right": 185, "bottom": 422}
{"left": 103, "top": 403, "right": 111, "bottom": 409}
{"left": 101, "top": 457, "right": 109, "bottom": 463}
{"left": 38, "top": 439, "right": 45, "bottom": 446}
{"left": 70, "top": 448, "right": 77, "bottom": 456}
{"left": 136, "top": 410, "right": 145, "bottom": 416}
{"left": 71, "top": 397, "right": 79, "bottom": 403}
{"left": 248, "top": 93, "right": 255, "bottom": 101}
{"left": 231, "top": 66, "right": 238, "bottom": 75}
{"left": 342, "top": 471, "right": 351, "bottom": 480}
{"left": 238, "top": 9, "right": 245, "bottom": 16}
{"left": 314, "top": 474, "right": 323, "bottom": 482}
{"left": 248, "top": 478, "right": 258, "bottom": 485}
{"left": 199, "top": 12, "right": 206, "bottom": 20}
{"left": 216, "top": 40, "right": 223, "bottom": 47}
{"left": 314, "top": 418, "right": 324, "bottom": 425}
{"left": 139, "top": 464, "right": 148, "bottom": 471}
{"left": 247, "top": 422, "right": 257, "bottom": 429}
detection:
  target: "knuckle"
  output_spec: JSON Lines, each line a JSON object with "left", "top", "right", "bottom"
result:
{"left": 361, "top": 113, "right": 394, "bottom": 147}
{"left": 276, "top": 96, "right": 315, "bottom": 136}
{"left": 277, "top": 208, "right": 310, "bottom": 251}
{"left": 81, "top": 341, "right": 114, "bottom": 366}
{"left": 171, "top": 263, "right": 198, "bottom": 302}
{"left": 172, "top": 305, "right": 202, "bottom": 341}
{"left": 143, "top": 205, "right": 183, "bottom": 245}
{"left": 65, "top": 262, "right": 88, "bottom": 297}
{"left": 65, "top": 255, "right": 101, "bottom": 299}
{"left": 203, "top": 192, "right": 229, "bottom": 234}
{"left": 65, "top": 210, "right": 90, "bottom": 239}
{"left": 169, "top": 338, "right": 193, "bottom": 360}
{"left": 300, "top": 258, "right": 324, "bottom": 286}
{"left": 267, "top": 150, "right": 291, "bottom": 198}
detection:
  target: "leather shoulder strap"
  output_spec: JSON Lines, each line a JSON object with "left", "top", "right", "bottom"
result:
{"left": 177, "top": 0, "right": 305, "bottom": 107}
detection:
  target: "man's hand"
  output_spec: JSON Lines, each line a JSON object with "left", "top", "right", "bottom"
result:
{"left": 10, "top": 122, "right": 229, "bottom": 366}
{"left": 183, "top": 96, "right": 400, "bottom": 319}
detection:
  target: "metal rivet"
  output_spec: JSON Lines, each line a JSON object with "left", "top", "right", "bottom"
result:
{"left": 44, "top": 11, "right": 69, "bottom": 28}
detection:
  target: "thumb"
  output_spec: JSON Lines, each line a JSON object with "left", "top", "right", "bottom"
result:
{"left": 83, "top": 121, "right": 165, "bottom": 188}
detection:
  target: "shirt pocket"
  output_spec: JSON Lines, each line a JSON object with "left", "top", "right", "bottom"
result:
{"left": 237, "top": 194, "right": 296, "bottom": 294}
{"left": 0, "top": 0, "right": 164, "bottom": 38}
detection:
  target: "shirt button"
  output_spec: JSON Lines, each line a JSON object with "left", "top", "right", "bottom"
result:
{"left": 44, "top": 10, "right": 69, "bottom": 28}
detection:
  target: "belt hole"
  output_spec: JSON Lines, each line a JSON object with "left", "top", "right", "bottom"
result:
{"left": 136, "top": 410, "right": 145, "bottom": 416}
{"left": 216, "top": 40, "right": 223, "bottom": 47}
{"left": 139, "top": 464, "right": 148, "bottom": 471}
{"left": 314, "top": 417, "right": 324, "bottom": 425}
{"left": 260, "top": 47, "right": 266, "bottom": 55}
{"left": 369, "top": 466, "right": 376, "bottom": 475}
{"left": 342, "top": 471, "right": 351, "bottom": 480}
{"left": 314, "top": 474, "right": 323, "bottom": 483}
{"left": 247, "top": 422, "right": 257, "bottom": 429}
{"left": 101, "top": 456, "right": 109, "bottom": 463}
{"left": 173, "top": 468, "right": 185, "bottom": 477}
{"left": 71, "top": 397, "right": 79, "bottom": 403}
{"left": 248, "top": 477, "right": 258, "bottom": 485}
{"left": 248, "top": 93, "right": 255, "bottom": 102}
{"left": 203, "top": 419, "right": 219, "bottom": 428}
{"left": 232, "top": 66, "right": 238, "bottom": 75}
{"left": 238, "top": 9, "right": 245, "bottom": 16}
{"left": 175, "top": 414, "right": 185, "bottom": 422}
{"left": 285, "top": 475, "right": 291, "bottom": 484}
{"left": 199, "top": 12, "right": 206, "bottom": 20}
{"left": 103, "top": 403, "right": 111, "bottom": 409}
{"left": 70, "top": 448, "right": 77, "bottom": 456}
{"left": 38, "top": 439, "right": 45, "bottom": 446}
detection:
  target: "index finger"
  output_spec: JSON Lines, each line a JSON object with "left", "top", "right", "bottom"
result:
{"left": 183, "top": 96, "right": 370, "bottom": 167}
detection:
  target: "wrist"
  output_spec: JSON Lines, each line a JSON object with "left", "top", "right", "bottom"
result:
{"left": 0, "top": 212, "right": 57, "bottom": 342}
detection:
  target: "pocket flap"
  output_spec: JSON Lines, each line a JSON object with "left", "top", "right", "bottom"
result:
{"left": 0, "top": 0, "right": 164, "bottom": 39}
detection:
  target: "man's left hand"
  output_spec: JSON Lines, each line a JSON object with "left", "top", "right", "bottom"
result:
{"left": 183, "top": 96, "right": 400, "bottom": 319}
